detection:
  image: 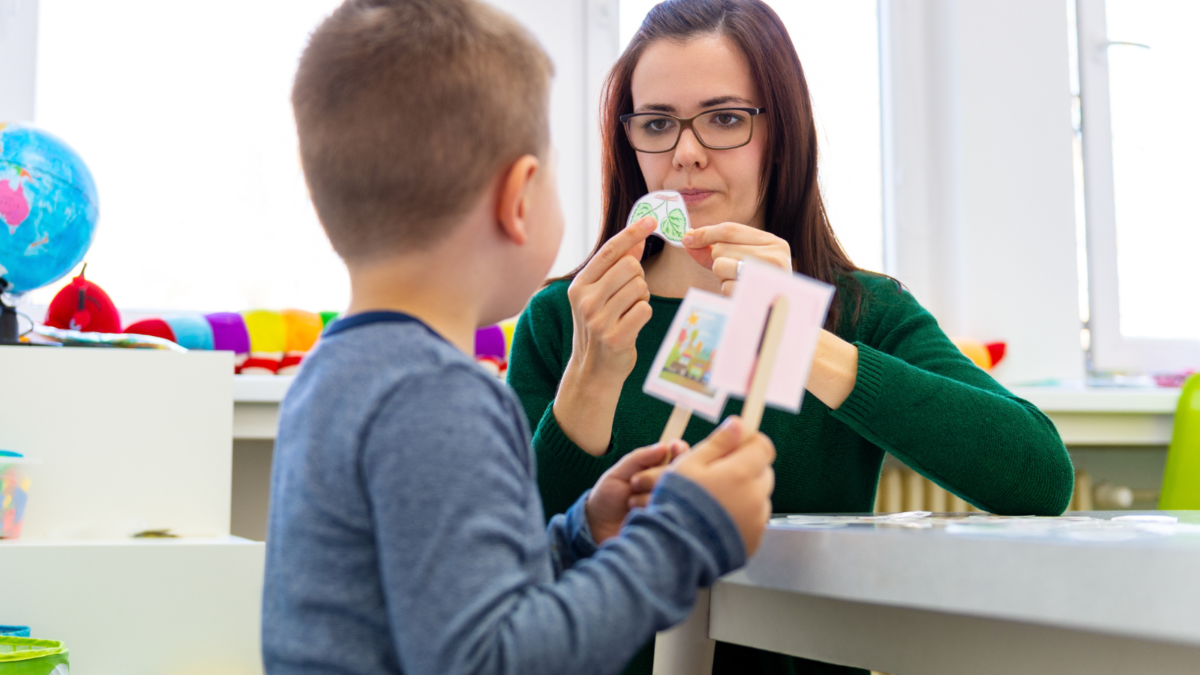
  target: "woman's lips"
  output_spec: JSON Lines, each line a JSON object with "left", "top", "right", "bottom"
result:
{"left": 677, "top": 189, "right": 715, "bottom": 206}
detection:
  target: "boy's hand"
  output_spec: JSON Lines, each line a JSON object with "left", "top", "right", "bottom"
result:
{"left": 586, "top": 440, "right": 688, "bottom": 544}
{"left": 636, "top": 417, "right": 776, "bottom": 556}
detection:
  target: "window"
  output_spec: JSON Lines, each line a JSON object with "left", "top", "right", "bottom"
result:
{"left": 31, "top": 0, "right": 347, "bottom": 312}
{"left": 1076, "top": 0, "right": 1200, "bottom": 371}
{"left": 619, "top": 0, "right": 883, "bottom": 273}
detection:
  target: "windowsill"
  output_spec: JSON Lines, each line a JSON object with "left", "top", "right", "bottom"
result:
{"left": 233, "top": 376, "right": 1180, "bottom": 445}
{"left": 1008, "top": 385, "right": 1179, "bottom": 414}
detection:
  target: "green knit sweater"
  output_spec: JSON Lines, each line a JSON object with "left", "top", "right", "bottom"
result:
{"left": 508, "top": 272, "right": 1074, "bottom": 675}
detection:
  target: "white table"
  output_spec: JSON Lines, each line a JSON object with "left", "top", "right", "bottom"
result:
{"left": 665, "top": 512, "right": 1200, "bottom": 675}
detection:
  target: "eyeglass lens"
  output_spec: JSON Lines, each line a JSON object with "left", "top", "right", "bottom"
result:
{"left": 626, "top": 110, "right": 754, "bottom": 152}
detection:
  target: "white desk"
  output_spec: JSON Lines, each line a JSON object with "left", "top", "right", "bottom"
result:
{"left": 235, "top": 377, "right": 1180, "bottom": 446}
{"left": 696, "top": 512, "right": 1200, "bottom": 675}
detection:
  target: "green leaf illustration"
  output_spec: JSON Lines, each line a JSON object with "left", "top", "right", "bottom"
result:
{"left": 631, "top": 201, "right": 656, "bottom": 224}
{"left": 662, "top": 208, "right": 687, "bottom": 241}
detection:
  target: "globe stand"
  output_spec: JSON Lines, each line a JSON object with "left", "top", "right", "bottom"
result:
{"left": 0, "top": 277, "right": 26, "bottom": 345}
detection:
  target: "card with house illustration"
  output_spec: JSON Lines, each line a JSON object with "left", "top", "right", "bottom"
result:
{"left": 626, "top": 190, "right": 690, "bottom": 247}
{"left": 643, "top": 288, "right": 733, "bottom": 420}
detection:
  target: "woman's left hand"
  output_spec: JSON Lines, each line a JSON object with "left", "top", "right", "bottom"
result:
{"left": 681, "top": 222, "right": 791, "bottom": 296}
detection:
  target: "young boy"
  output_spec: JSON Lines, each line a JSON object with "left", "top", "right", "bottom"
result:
{"left": 262, "top": 1, "right": 776, "bottom": 673}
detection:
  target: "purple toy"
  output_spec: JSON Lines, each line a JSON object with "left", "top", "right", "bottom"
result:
{"left": 205, "top": 312, "right": 251, "bottom": 356}
{"left": 475, "top": 325, "right": 507, "bottom": 361}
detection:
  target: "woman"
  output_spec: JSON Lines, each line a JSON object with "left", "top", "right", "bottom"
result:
{"left": 508, "top": 1, "right": 1074, "bottom": 673}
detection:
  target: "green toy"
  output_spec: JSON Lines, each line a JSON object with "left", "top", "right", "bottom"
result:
{"left": 0, "top": 636, "right": 69, "bottom": 674}
{"left": 1159, "top": 374, "right": 1200, "bottom": 509}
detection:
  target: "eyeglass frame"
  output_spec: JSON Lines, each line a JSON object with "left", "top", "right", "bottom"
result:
{"left": 618, "top": 106, "right": 767, "bottom": 153}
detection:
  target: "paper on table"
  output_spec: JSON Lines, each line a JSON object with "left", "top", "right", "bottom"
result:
{"left": 626, "top": 190, "right": 690, "bottom": 247}
{"left": 710, "top": 258, "right": 834, "bottom": 413}
{"left": 642, "top": 288, "right": 732, "bottom": 421}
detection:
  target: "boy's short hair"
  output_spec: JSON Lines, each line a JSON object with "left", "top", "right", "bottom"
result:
{"left": 293, "top": 0, "right": 553, "bottom": 261}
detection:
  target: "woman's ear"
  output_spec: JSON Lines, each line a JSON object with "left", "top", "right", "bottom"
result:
{"left": 496, "top": 155, "right": 540, "bottom": 246}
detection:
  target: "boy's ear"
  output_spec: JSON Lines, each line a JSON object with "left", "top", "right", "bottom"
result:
{"left": 496, "top": 154, "right": 540, "bottom": 246}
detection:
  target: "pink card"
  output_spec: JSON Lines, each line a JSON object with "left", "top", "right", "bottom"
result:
{"left": 642, "top": 289, "right": 733, "bottom": 421}
{"left": 710, "top": 259, "right": 834, "bottom": 413}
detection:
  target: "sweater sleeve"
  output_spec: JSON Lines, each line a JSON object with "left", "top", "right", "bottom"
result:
{"left": 829, "top": 279, "right": 1074, "bottom": 516}
{"left": 509, "top": 284, "right": 616, "bottom": 518}
{"left": 365, "top": 365, "right": 745, "bottom": 675}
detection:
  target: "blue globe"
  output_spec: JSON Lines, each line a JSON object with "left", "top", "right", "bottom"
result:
{"left": 0, "top": 122, "right": 98, "bottom": 294}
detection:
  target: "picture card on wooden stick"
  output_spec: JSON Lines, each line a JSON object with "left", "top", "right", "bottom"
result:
{"left": 626, "top": 190, "right": 690, "bottom": 247}
{"left": 710, "top": 258, "right": 834, "bottom": 413}
{"left": 643, "top": 288, "right": 732, "bottom": 421}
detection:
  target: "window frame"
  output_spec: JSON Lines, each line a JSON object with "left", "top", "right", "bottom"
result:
{"left": 1075, "top": 0, "right": 1200, "bottom": 372}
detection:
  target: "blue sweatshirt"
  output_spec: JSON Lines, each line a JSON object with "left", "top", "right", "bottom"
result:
{"left": 262, "top": 312, "right": 745, "bottom": 675}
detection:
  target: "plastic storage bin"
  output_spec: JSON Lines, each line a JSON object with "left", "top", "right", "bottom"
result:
{"left": 0, "top": 452, "right": 32, "bottom": 539}
{"left": 0, "top": 637, "right": 69, "bottom": 674}
{"left": 0, "top": 628, "right": 29, "bottom": 638}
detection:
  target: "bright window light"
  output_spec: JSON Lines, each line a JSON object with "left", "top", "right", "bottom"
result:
{"left": 1105, "top": 0, "right": 1200, "bottom": 341}
{"left": 33, "top": 0, "right": 347, "bottom": 312}
{"left": 619, "top": 0, "right": 883, "bottom": 273}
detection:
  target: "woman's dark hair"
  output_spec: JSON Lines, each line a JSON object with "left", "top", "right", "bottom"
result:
{"left": 556, "top": 0, "right": 870, "bottom": 331}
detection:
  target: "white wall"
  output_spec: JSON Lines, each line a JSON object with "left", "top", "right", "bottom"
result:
{"left": 0, "top": 0, "right": 37, "bottom": 121}
{"left": 487, "top": 0, "right": 618, "bottom": 277}
{"left": 882, "top": 0, "right": 1085, "bottom": 384}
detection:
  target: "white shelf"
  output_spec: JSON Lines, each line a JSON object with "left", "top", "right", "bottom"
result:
{"left": 1010, "top": 385, "right": 1180, "bottom": 414}
{"left": 234, "top": 373, "right": 296, "bottom": 402}
{"left": 0, "top": 536, "right": 264, "bottom": 674}
{"left": 233, "top": 377, "right": 1182, "bottom": 445}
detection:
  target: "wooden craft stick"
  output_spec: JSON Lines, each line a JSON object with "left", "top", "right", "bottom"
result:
{"left": 740, "top": 296, "right": 789, "bottom": 435}
{"left": 658, "top": 404, "right": 693, "bottom": 465}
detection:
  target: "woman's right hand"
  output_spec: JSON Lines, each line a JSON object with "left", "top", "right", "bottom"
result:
{"left": 553, "top": 216, "right": 657, "bottom": 456}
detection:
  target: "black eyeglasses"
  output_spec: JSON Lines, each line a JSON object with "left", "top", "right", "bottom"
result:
{"left": 619, "top": 107, "right": 766, "bottom": 153}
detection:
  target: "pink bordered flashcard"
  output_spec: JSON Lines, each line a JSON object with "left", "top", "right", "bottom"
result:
{"left": 710, "top": 258, "right": 834, "bottom": 413}
{"left": 626, "top": 190, "right": 690, "bottom": 247}
{"left": 643, "top": 288, "right": 732, "bottom": 421}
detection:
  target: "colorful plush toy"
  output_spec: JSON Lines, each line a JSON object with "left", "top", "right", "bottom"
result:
{"left": 474, "top": 318, "right": 518, "bottom": 377}
{"left": 280, "top": 309, "right": 324, "bottom": 375}
{"left": 952, "top": 338, "right": 1007, "bottom": 371}
{"left": 240, "top": 310, "right": 287, "bottom": 374}
{"left": 124, "top": 310, "right": 328, "bottom": 374}
{"left": 44, "top": 264, "right": 121, "bottom": 334}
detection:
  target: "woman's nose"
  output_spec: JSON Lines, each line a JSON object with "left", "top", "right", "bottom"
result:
{"left": 673, "top": 128, "right": 708, "bottom": 170}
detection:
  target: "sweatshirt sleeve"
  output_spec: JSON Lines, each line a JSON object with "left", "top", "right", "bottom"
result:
{"left": 830, "top": 279, "right": 1075, "bottom": 516}
{"left": 545, "top": 491, "right": 598, "bottom": 575}
{"left": 366, "top": 364, "right": 745, "bottom": 675}
{"left": 509, "top": 284, "right": 616, "bottom": 518}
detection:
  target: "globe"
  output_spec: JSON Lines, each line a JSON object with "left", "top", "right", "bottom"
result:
{"left": 0, "top": 122, "right": 98, "bottom": 294}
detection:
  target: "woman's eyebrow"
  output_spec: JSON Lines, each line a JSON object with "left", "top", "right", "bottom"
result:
{"left": 699, "top": 95, "right": 753, "bottom": 108}
{"left": 634, "top": 96, "right": 754, "bottom": 114}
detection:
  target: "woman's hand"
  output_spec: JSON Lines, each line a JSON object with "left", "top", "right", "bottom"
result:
{"left": 682, "top": 223, "right": 859, "bottom": 409}
{"left": 681, "top": 222, "right": 791, "bottom": 296}
{"left": 554, "top": 217, "right": 657, "bottom": 456}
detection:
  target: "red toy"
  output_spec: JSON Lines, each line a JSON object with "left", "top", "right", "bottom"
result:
{"left": 44, "top": 264, "right": 121, "bottom": 334}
